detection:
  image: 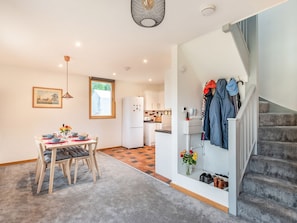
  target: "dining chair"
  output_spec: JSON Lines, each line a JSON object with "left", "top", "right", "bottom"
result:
{"left": 67, "top": 137, "right": 100, "bottom": 184}
{"left": 91, "top": 137, "right": 101, "bottom": 177}
{"left": 34, "top": 140, "right": 72, "bottom": 194}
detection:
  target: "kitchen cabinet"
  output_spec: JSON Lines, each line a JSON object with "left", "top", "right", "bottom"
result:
{"left": 164, "top": 69, "right": 172, "bottom": 109}
{"left": 155, "top": 131, "right": 172, "bottom": 179}
{"left": 144, "top": 90, "right": 164, "bottom": 110}
{"left": 158, "top": 91, "right": 164, "bottom": 110}
{"left": 144, "top": 122, "right": 161, "bottom": 146}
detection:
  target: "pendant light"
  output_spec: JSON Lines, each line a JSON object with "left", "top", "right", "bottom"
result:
{"left": 62, "top": 55, "right": 73, "bottom": 99}
{"left": 131, "top": 0, "right": 165, "bottom": 28}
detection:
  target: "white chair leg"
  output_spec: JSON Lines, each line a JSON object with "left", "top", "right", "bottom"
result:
{"left": 64, "top": 161, "right": 71, "bottom": 185}
{"left": 35, "top": 159, "right": 41, "bottom": 184}
{"left": 37, "top": 165, "right": 46, "bottom": 194}
{"left": 86, "top": 159, "right": 92, "bottom": 171}
{"left": 74, "top": 160, "right": 79, "bottom": 184}
{"left": 93, "top": 154, "right": 101, "bottom": 177}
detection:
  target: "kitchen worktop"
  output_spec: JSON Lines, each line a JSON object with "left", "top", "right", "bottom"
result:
{"left": 144, "top": 120, "right": 162, "bottom": 123}
{"left": 155, "top": 128, "right": 172, "bottom": 134}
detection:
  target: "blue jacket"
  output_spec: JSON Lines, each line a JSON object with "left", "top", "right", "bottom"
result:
{"left": 203, "top": 90, "right": 213, "bottom": 140}
{"left": 209, "top": 79, "right": 235, "bottom": 149}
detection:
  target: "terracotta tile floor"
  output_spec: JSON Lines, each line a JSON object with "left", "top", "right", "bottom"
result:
{"left": 101, "top": 146, "right": 171, "bottom": 184}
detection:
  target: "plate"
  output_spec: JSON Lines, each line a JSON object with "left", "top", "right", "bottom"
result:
{"left": 45, "top": 140, "right": 66, "bottom": 144}
{"left": 72, "top": 138, "right": 90, "bottom": 142}
{"left": 42, "top": 134, "right": 54, "bottom": 139}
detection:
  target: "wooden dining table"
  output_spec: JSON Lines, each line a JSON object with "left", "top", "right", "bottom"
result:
{"left": 39, "top": 137, "right": 98, "bottom": 194}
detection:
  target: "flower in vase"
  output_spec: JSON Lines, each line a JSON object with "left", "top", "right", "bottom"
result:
{"left": 180, "top": 149, "right": 198, "bottom": 166}
{"left": 60, "top": 124, "right": 72, "bottom": 133}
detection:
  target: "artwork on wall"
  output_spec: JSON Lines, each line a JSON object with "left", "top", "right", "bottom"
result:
{"left": 32, "top": 87, "right": 63, "bottom": 108}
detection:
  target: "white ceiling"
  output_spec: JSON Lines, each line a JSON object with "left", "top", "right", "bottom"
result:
{"left": 0, "top": 0, "right": 286, "bottom": 84}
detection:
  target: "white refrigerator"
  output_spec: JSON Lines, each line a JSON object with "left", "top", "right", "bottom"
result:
{"left": 122, "top": 97, "right": 144, "bottom": 149}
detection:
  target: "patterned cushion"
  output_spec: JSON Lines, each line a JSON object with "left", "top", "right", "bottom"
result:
{"left": 43, "top": 149, "right": 71, "bottom": 163}
{"left": 66, "top": 146, "right": 89, "bottom": 158}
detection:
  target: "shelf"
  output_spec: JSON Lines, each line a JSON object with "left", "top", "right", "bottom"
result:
{"left": 183, "top": 119, "right": 203, "bottom": 135}
{"left": 179, "top": 166, "right": 229, "bottom": 192}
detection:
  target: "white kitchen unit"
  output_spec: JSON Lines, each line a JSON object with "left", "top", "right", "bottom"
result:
{"left": 155, "top": 130, "right": 172, "bottom": 179}
{"left": 144, "top": 90, "right": 164, "bottom": 110}
{"left": 144, "top": 122, "right": 162, "bottom": 146}
{"left": 164, "top": 69, "right": 172, "bottom": 109}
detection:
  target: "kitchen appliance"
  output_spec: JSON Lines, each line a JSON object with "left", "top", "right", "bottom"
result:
{"left": 122, "top": 97, "right": 144, "bottom": 149}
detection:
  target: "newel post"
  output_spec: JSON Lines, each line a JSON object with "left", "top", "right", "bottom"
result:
{"left": 228, "top": 118, "right": 240, "bottom": 216}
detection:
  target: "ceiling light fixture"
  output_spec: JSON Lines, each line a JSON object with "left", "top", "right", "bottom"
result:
{"left": 131, "top": 0, "right": 165, "bottom": 28}
{"left": 75, "top": 41, "right": 81, "bottom": 47}
{"left": 200, "top": 4, "right": 216, "bottom": 16}
{"left": 62, "top": 55, "right": 73, "bottom": 99}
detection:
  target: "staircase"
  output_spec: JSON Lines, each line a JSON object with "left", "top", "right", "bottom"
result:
{"left": 238, "top": 100, "right": 297, "bottom": 223}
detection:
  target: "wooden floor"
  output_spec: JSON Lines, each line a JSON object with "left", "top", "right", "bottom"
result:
{"left": 101, "top": 146, "right": 171, "bottom": 184}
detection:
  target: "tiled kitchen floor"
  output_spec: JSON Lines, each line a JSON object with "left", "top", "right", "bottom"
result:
{"left": 101, "top": 146, "right": 171, "bottom": 184}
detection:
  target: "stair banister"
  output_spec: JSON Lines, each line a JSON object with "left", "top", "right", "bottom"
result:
{"left": 228, "top": 85, "right": 258, "bottom": 215}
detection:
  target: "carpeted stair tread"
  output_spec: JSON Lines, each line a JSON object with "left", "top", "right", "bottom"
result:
{"left": 259, "top": 113, "right": 297, "bottom": 126}
{"left": 249, "top": 155, "right": 297, "bottom": 184}
{"left": 243, "top": 173, "right": 297, "bottom": 209}
{"left": 258, "top": 140, "right": 297, "bottom": 161}
{"left": 258, "top": 126, "right": 297, "bottom": 142}
{"left": 238, "top": 193, "right": 297, "bottom": 223}
{"left": 259, "top": 101, "right": 270, "bottom": 113}
{"left": 238, "top": 99, "right": 297, "bottom": 222}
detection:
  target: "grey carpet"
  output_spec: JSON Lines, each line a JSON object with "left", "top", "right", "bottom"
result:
{"left": 238, "top": 100, "right": 297, "bottom": 222}
{"left": 0, "top": 152, "right": 250, "bottom": 223}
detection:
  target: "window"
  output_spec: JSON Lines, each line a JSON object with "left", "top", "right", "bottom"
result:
{"left": 89, "top": 77, "right": 116, "bottom": 119}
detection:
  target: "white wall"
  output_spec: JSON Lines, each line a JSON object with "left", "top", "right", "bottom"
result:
{"left": 176, "top": 28, "right": 249, "bottom": 177}
{"left": 0, "top": 65, "right": 160, "bottom": 163}
{"left": 179, "top": 29, "right": 248, "bottom": 85}
{"left": 169, "top": 25, "right": 256, "bottom": 207}
{"left": 258, "top": 0, "right": 297, "bottom": 111}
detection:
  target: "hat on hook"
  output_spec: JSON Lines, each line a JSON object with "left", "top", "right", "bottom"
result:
{"left": 226, "top": 78, "right": 239, "bottom": 96}
{"left": 203, "top": 80, "right": 216, "bottom": 94}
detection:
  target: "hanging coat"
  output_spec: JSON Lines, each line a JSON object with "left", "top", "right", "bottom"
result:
{"left": 209, "top": 79, "right": 235, "bottom": 149}
{"left": 202, "top": 80, "right": 216, "bottom": 140}
{"left": 203, "top": 90, "right": 213, "bottom": 140}
{"left": 226, "top": 78, "right": 240, "bottom": 114}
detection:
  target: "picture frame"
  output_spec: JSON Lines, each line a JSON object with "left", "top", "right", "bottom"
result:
{"left": 32, "top": 87, "right": 63, "bottom": 108}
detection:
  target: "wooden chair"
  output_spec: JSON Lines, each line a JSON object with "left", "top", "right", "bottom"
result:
{"left": 67, "top": 137, "right": 100, "bottom": 184}
{"left": 91, "top": 137, "right": 101, "bottom": 177}
{"left": 34, "top": 140, "right": 72, "bottom": 194}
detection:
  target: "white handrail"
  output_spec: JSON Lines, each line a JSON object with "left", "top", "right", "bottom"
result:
{"left": 228, "top": 85, "right": 258, "bottom": 215}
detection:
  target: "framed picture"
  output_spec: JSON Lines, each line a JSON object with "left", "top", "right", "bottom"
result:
{"left": 32, "top": 87, "right": 63, "bottom": 108}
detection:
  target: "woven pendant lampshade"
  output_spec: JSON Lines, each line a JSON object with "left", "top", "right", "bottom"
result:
{"left": 131, "top": 0, "right": 165, "bottom": 28}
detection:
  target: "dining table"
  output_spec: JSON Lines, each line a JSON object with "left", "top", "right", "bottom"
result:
{"left": 39, "top": 136, "right": 98, "bottom": 194}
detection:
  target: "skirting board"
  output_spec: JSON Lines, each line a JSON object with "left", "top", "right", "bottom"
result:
{"left": 170, "top": 182, "right": 228, "bottom": 213}
{"left": 0, "top": 158, "right": 36, "bottom": 167}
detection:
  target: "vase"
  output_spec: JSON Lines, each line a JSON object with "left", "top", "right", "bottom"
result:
{"left": 186, "top": 164, "right": 193, "bottom": 175}
{"left": 62, "top": 131, "right": 70, "bottom": 139}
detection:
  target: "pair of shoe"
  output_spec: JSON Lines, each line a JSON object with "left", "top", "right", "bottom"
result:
{"left": 199, "top": 173, "right": 213, "bottom": 184}
{"left": 213, "top": 176, "right": 228, "bottom": 189}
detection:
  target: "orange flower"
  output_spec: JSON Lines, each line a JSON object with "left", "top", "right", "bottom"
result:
{"left": 180, "top": 149, "right": 198, "bottom": 165}
{"left": 60, "top": 124, "right": 72, "bottom": 132}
